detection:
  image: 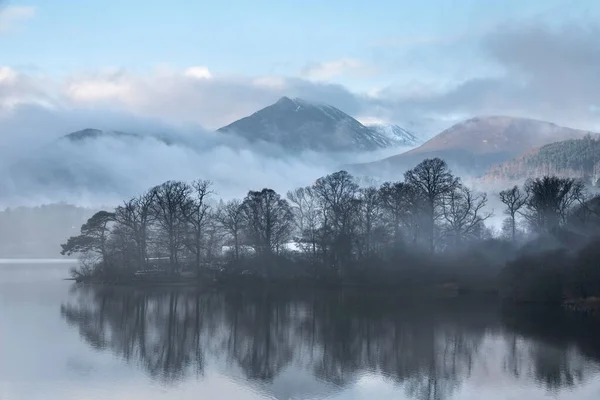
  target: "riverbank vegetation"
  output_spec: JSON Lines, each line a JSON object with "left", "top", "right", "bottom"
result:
{"left": 60, "top": 158, "right": 600, "bottom": 305}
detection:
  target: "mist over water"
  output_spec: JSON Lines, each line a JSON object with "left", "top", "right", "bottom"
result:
{"left": 2, "top": 261, "right": 600, "bottom": 400}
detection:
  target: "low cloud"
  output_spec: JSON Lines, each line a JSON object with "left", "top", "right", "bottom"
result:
{"left": 0, "top": 104, "right": 409, "bottom": 208}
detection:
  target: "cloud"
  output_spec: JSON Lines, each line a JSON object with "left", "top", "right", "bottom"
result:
{"left": 0, "top": 91, "right": 409, "bottom": 207}
{"left": 4, "top": 19, "right": 600, "bottom": 207}
{"left": 183, "top": 66, "right": 212, "bottom": 80}
{"left": 300, "top": 58, "right": 377, "bottom": 81}
{"left": 0, "top": 66, "right": 16, "bottom": 82}
{"left": 0, "top": 5, "right": 36, "bottom": 33}
{"left": 1, "top": 65, "right": 370, "bottom": 130}
{"left": 66, "top": 78, "right": 133, "bottom": 103}
{"left": 0, "top": 66, "right": 54, "bottom": 110}
{"left": 3, "top": 20, "right": 600, "bottom": 138}
{"left": 376, "top": 23, "right": 600, "bottom": 131}
{"left": 0, "top": 102, "right": 411, "bottom": 208}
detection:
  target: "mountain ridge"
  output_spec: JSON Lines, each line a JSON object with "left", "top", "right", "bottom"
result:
{"left": 217, "top": 96, "right": 418, "bottom": 152}
{"left": 60, "top": 128, "right": 175, "bottom": 146}
{"left": 56, "top": 98, "right": 421, "bottom": 152}
{"left": 350, "top": 116, "right": 596, "bottom": 177}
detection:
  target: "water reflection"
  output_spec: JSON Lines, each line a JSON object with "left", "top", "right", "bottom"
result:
{"left": 60, "top": 286, "right": 600, "bottom": 399}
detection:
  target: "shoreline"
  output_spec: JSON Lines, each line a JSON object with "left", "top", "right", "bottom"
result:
{"left": 69, "top": 277, "right": 600, "bottom": 313}
{"left": 69, "top": 275, "right": 497, "bottom": 300}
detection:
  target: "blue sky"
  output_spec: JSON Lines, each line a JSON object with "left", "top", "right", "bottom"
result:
{"left": 1, "top": 0, "right": 590, "bottom": 77}
{"left": 1, "top": 0, "right": 600, "bottom": 131}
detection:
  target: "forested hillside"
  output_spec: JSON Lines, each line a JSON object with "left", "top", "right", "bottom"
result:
{"left": 485, "top": 134, "right": 600, "bottom": 184}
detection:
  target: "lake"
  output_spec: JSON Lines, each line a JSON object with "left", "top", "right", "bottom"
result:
{"left": 1, "top": 261, "right": 600, "bottom": 400}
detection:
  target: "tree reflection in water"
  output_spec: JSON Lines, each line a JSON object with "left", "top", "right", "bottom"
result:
{"left": 60, "top": 286, "right": 600, "bottom": 399}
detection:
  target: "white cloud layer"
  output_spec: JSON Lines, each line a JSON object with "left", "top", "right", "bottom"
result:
{"left": 184, "top": 66, "right": 212, "bottom": 80}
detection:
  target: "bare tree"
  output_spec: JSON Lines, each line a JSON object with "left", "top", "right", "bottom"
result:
{"left": 356, "top": 186, "right": 383, "bottom": 257}
{"left": 183, "top": 180, "right": 214, "bottom": 272}
{"left": 203, "top": 209, "right": 226, "bottom": 263}
{"left": 241, "top": 188, "right": 294, "bottom": 257}
{"left": 216, "top": 199, "right": 245, "bottom": 260}
{"left": 378, "top": 181, "right": 421, "bottom": 247}
{"left": 115, "top": 190, "right": 156, "bottom": 269}
{"left": 442, "top": 186, "right": 491, "bottom": 246}
{"left": 287, "top": 187, "right": 309, "bottom": 234}
{"left": 499, "top": 186, "right": 528, "bottom": 241}
{"left": 287, "top": 186, "right": 322, "bottom": 259}
{"left": 152, "top": 181, "right": 192, "bottom": 271}
{"left": 523, "top": 177, "right": 587, "bottom": 234}
{"left": 404, "top": 158, "right": 460, "bottom": 252}
{"left": 313, "top": 171, "right": 360, "bottom": 271}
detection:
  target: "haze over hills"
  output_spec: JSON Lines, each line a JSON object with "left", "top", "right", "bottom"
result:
{"left": 6, "top": 106, "right": 599, "bottom": 210}
{"left": 217, "top": 96, "right": 419, "bottom": 152}
{"left": 483, "top": 134, "right": 600, "bottom": 185}
{"left": 2, "top": 96, "right": 421, "bottom": 205}
{"left": 53, "top": 97, "right": 421, "bottom": 153}
{"left": 351, "top": 116, "right": 596, "bottom": 178}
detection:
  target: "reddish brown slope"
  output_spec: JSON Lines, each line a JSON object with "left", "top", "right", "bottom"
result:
{"left": 351, "top": 116, "right": 594, "bottom": 177}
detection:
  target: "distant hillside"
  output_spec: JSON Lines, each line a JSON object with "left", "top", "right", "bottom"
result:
{"left": 483, "top": 134, "right": 600, "bottom": 185}
{"left": 4, "top": 128, "right": 184, "bottom": 195}
{"left": 63, "top": 128, "right": 140, "bottom": 141}
{"left": 62, "top": 128, "right": 175, "bottom": 145}
{"left": 350, "top": 116, "right": 595, "bottom": 177}
{"left": 217, "top": 96, "right": 416, "bottom": 152}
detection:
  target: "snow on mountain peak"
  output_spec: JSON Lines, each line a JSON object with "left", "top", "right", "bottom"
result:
{"left": 218, "top": 97, "right": 420, "bottom": 152}
{"left": 366, "top": 123, "right": 421, "bottom": 147}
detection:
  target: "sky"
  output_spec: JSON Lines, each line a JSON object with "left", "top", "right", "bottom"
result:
{"left": 2, "top": 0, "right": 600, "bottom": 134}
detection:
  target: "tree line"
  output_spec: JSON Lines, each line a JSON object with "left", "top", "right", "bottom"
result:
{"left": 61, "top": 157, "right": 600, "bottom": 300}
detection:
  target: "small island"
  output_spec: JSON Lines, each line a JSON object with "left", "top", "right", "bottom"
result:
{"left": 61, "top": 158, "right": 600, "bottom": 311}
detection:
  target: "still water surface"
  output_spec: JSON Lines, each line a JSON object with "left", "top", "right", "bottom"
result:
{"left": 1, "top": 261, "right": 600, "bottom": 400}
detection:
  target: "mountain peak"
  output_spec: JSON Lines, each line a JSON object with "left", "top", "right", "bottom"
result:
{"left": 276, "top": 96, "right": 294, "bottom": 105}
{"left": 273, "top": 96, "right": 317, "bottom": 111}
{"left": 217, "top": 98, "right": 402, "bottom": 152}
